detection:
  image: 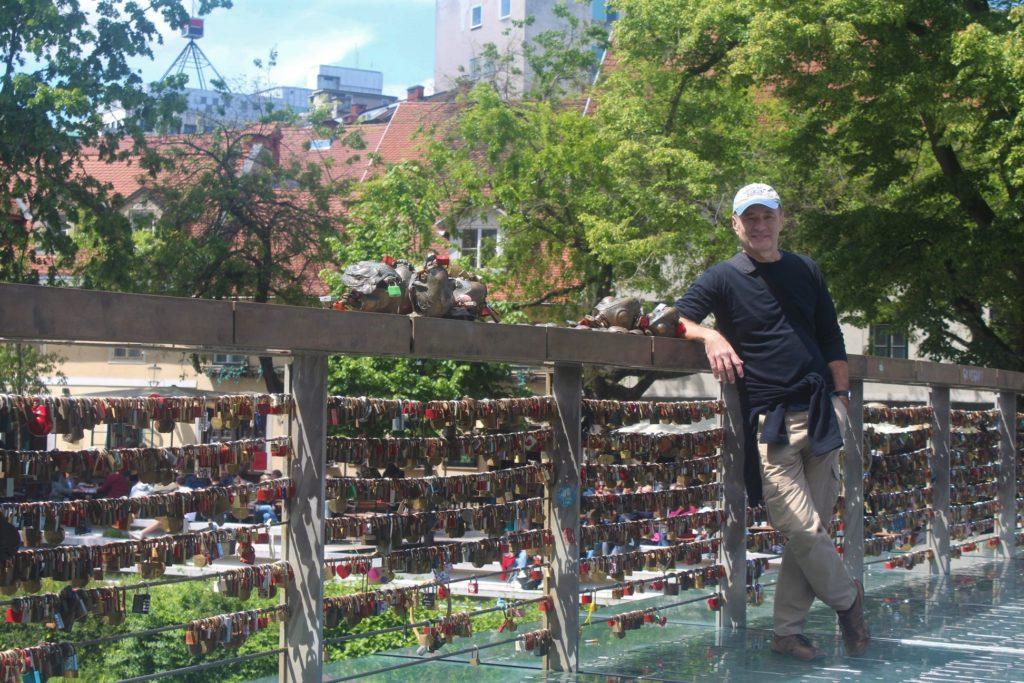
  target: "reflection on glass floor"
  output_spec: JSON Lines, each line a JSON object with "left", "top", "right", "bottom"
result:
{"left": 318, "top": 552, "right": 1024, "bottom": 682}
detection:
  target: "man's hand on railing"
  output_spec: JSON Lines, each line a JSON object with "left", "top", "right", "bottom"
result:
{"left": 680, "top": 319, "right": 744, "bottom": 382}
{"left": 704, "top": 331, "right": 744, "bottom": 383}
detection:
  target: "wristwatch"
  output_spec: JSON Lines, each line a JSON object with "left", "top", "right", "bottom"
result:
{"left": 831, "top": 389, "right": 852, "bottom": 399}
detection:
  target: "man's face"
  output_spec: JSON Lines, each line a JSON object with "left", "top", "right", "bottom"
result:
{"left": 732, "top": 204, "right": 783, "bottom": 255}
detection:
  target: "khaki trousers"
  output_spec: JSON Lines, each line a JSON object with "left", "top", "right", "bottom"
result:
{"left": 758, "top": 400, "right": 857, "bottom": 636}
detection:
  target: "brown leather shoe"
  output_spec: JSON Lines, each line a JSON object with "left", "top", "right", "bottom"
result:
{"left": 770, "top": 633, "right": 825, "bottom": 661}
{"left": 837, "top": 579, "right": 870, "bottom": 656}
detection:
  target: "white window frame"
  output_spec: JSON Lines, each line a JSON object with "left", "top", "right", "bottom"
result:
{"left": 110, "top": 347, "right": 146, "bottom": 364}
{"left": 129, "top": 208, "right": 157, "bottom": 232}
{"left": 499, "top": 0, "right": 511, "bottom": 19}
{"left": 213, "top": 353, "right": 247, "bottom": 366}
{"left": 470, "top": 4, "right": 483, "bottom": 29}
{"left": 458, "top": 226, "right": 500, "bottom": 268}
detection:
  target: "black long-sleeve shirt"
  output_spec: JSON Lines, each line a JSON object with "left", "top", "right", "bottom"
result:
{"left": 675, "top": 250, "right": 847, "bottom": 504}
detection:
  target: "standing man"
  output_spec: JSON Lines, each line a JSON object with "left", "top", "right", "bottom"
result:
{"left": 675, "top": 183, "right": 870, "bottom": 660}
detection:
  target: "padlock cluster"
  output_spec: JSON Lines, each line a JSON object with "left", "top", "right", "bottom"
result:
{"left": 0, "top": 393, "right": 291, "bottom": 439}
{"left": 0, "top": 437, "right": 290, "bottom": 487}
{"left": 334, "top": 253, "right": 499, "bottom": 321}
{"left": 184, "top": 606, "right": 287, "bottom": 654}
{"left": 0, "top": 525, "right": 278, "bottom": 593}
{"left": 326, "top": 396, "right": 557, "bottom": 428}
{"left": 583, "top": 399, "right": 724, "bottom": 426}
{"left": 0, "top": 643, "right": 78, "bottom": 680}
{"left": 327, "top": 463, "right": 548, "bottom": 503}
{"left": 325, "top": 496, "right": 543, "bottom": 543}
{"left": 571, "top": 297, "right": 687, "bottom": 337}
{"left": 325, "top": 429, "right": 552, "bottom": 469}
{"left": 2, "top": 477, "right": 293, "bottom": 537}
{"left": 859, "top": 414, "right": 935, "bottom": 558}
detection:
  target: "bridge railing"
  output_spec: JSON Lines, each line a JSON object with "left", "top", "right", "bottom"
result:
{"left": 0, "top": 282, "right": 1019, "bottom": 680}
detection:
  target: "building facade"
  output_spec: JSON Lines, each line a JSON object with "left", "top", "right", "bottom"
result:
{"left": 434, "top": 0, "right": 609, "bottom": 96}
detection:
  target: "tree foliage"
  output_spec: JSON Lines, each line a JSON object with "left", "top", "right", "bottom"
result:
{"left": 0, "top": 343, "right": 64, "bottom": 394}
{"left": 77, "top": 116, "right": 361, "bottom": 391}
{"left": 0, "top": 578, "right": 533, "bottom": 682}
{"left": 610, "top": 0, "right": 1024, "bottom": 369}
{"left": 432, "top": 0, "right": 1024, "bottom": 373}
{"left": 0, "top": 0, "right": 230, "bottom": 284}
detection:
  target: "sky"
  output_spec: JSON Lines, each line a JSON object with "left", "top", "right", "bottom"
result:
{"left": 132, "top": 0, "right": 437, "bottom": 98}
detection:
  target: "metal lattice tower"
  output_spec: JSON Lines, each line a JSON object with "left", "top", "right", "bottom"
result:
{"left": 161, "top": 17, "right": 229, "bottom": 92}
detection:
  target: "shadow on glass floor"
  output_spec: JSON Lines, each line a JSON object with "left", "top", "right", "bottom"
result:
{"left": 305, "top": 554, "right": 1024, "bottom": 682}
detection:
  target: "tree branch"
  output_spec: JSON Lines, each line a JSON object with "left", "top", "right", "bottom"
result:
{"left": 507, "top": 282, "right": 586, "bottom": 310}
{"left": 921, "top": 114, "right": 996, "bottom": 230}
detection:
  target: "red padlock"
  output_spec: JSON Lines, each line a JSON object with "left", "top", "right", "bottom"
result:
{"left": 706, "top": 596, "right": 721, "bottom": 612}
{"left": 836, "top": 545, "right": 844, "bottom": 554}
{"left": 382, "top": 255, "right": 396, "bottom": 267}
{"left": 643, "top": 613, "right": 653, "bottom": 624}
{"left": 467, "top": 579, "right": 479, "bottom": 595}
{"left": 435, "top": 254, "right": 450, "bottom": 267}
{"left": 658, "top": 615, "right": 668, "bottom": 627}
{"left": 581, "top": 594, "right": 593, "bottom": 606}
{"left": 988, "top": 538, "right": 1000, "bottom": 548}
{"left": 5, "top": 608, "right": 22, "bottom": 623}
{"left": 539, "top": 597, "right": 553, "bottom": 613}
{"left": 437, "top": 586, "right": 448, "bottom": 599}
{"left": 884, "top": 561, "right": 896, "bottom": 570}
{"left": 623, "top": 585, "right": 634, "bottom": 597}
{"left": 29, "top": 404, "right": 52, "bottom": 437}
{"left": 530, "top": 568, "right": 543, "bottom": 581}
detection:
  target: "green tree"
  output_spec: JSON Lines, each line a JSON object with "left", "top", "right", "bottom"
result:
{"left": 0, "top": 577, "right": 534, "bottom": 681}
{"left": 0, "top": 0, "right": 230, "bottom": 284}
{"left": 78, "top": 116, "right": 361, "bottom": 392}
{"left": 0, "top": 343, "right": 64, "bottom": 394}
{"left": 606, "top": 0, "right": 1024, "bottom": 370}
{"left": 731, "top": 0, "right": 1024, "bottom": 370}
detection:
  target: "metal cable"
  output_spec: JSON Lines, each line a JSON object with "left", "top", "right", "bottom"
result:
{"left": 117, "top": 647, "right": 284, "bottom": 683}
{"left": 322, "top": 596, "right": 546, "bottom": 645}
{"left": 579, "top": 591, "right": 718, "bottom": 627}
{"left": 324, "top": 635, "right": 525, "bottom": 682}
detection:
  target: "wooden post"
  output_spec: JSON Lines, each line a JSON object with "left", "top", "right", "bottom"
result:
{"left": 928, "top": 386, "right": 951, "bottom": 574}
{"left": 280, "top": 355, "right": 328, "bottom": 683}
{"left": 841, "top": 380, "right": 865, "bottom": 582}
{"left": 543, "top": 363, "right": 582, "bottom": 673}
{"left": 996, "top": 391, "right": 1018, "bottom": 557}
{"left": 718, "top": 382, "right": 746, "bottom": 629}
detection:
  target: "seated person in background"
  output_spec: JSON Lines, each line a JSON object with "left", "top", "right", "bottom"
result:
{"left": 50, "top": 471, "right": 76, "bottom": 499}
{"left": 251, "top": 473, "right": 280, "bottom": 523}
{"left": 130, "top": 480, "right": 154, "bottom": 498}
{"left": 134, "top": 476, "right": 203, "bottom": 538}
{"left": 96, "top": 469, "right": 131, "bottom": 498}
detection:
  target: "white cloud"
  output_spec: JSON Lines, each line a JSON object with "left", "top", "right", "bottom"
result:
{"left": 270, "top": 26, "right": 377, "bottom": 88}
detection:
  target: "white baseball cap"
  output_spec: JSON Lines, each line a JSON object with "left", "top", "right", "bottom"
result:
{"left": 733, "top": 183, "right": 781, "bottom": 215}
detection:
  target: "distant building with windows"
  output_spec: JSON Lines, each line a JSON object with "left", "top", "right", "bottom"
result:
{"left": 434, "top": 0, "right": 614, "bottom": 96}
{"left": 307, "top": 65, "right": 398, "bottom": 120}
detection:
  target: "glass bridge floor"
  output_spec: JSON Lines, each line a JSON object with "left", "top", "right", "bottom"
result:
{"left": 294, "top": 550, "right": 1024, "bottom": 682}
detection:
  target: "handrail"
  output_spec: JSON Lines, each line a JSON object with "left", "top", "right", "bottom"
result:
{"left": 0, "top": 283, "right": 1021, "bottom": 389}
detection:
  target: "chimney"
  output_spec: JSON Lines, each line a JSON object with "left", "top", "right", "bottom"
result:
{"left": 406, "top": 85, "right": 425, "bottom": 102}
